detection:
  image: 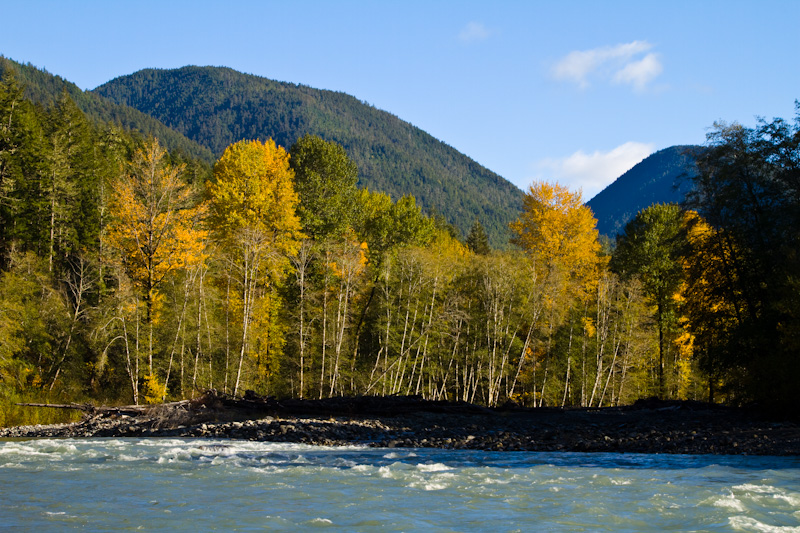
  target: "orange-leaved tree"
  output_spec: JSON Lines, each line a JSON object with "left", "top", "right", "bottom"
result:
{"left": 105, "top": 138, "right": 207, "bottom": 398}
{"left": 681, "top": 210, "right": 741, "bottom": 402}
{"left": 207, "top": 139, "right": 302, "bottom": 396}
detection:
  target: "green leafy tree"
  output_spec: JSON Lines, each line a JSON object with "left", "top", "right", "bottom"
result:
{"left": 289, "top": 134, "right": 358, "bottom": 240}
{"left": 0, "top": 252, "right": 77, "bottom": 391}
{"left": 353, "top": 190, "right": 434, "bottom": 262}
{"left": 611, "top": 203, "right": 686, "bottom": 398}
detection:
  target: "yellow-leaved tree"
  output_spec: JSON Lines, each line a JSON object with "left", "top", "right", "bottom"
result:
{"left": 681, "top": 210, "right": 739, "bottom": 402}
{"left": 509, "top": 181, "right": 601, "bottom": 405}
{"left": 509, "top": 181, "right": 600, "bottom": 287}
{"left": 207, "top": 139, "right": 302, "bottom": 396}
{"left": 106, "top": 139, "right": 207, "bottom": 401}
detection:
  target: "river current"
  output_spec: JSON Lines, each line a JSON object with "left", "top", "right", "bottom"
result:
{"left": 1, "top": 438, "right": 798, "bottom": 531}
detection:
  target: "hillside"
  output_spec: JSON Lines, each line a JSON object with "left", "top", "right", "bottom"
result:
{"left": 586, "top": 146, "right": 698, "bottom": 237}
{"left": 0, "top": 57, "right": 215, "bottom": 163}
{"left": 93, "top": 66, "right": 524, "bottom": 247}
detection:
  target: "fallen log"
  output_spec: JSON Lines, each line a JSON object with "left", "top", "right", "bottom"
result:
{"left": 16, "top": 402, "right": 95, "bottom": 412}
{"left": 15, "top": 401, "right": 188, "bottom": 417}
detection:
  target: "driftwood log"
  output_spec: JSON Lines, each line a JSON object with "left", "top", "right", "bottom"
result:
{"left": 16, "top": 400, "right": 190, "bottom": 417}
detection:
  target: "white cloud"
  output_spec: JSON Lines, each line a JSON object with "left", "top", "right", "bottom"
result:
{"left": 536, "top": 142, "right": 655, "bottom": 200}
{"left": 612, "top": 53, "right": 663, "bottom": 91}
{"left": 552, "top": 41, "right": 662, "bottom": 91}
{"left": 459, "top": 22, "right": 490, "bottom": 43}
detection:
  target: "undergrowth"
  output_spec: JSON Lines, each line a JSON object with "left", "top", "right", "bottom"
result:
{"left": 0, "top": 388, "right": 84, "bottom": 428}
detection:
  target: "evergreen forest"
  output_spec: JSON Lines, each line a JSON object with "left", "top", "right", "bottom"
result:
{"left": 0, "top": 57, "right": 215, "bottom": 164}
{"left": 1, "top": 66, "right": 799, "bottom": 427}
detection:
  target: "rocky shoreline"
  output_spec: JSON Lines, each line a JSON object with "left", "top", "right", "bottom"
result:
{"left": 2, "top": 393, "right": 798, "bottom": 456}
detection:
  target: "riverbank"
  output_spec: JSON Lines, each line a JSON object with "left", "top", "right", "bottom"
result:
{"left": 2, "top": 393, "right": 798, "bottom": 455}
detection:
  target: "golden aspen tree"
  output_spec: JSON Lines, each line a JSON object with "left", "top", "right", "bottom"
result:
{"left": 510, "top": 181, "right": 600, "bottom": 285}
{"left": 509, "top": 181, "right": 601, "bottom": 405}
{"left": 207, "top": 139, "right": 302, "bottom": 396}
{"left": 106, "top": 139, "right": 207, "bottom": 400}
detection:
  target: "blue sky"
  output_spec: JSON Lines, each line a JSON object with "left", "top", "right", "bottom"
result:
{"left": 2, "top": 0, "right": 799, "bottom": 200}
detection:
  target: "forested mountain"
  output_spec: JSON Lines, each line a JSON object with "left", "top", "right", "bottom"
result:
{"left": 92, "top": 66, "right": 523, "bottom": 247}
{"left": 0, "top": 57, "right": 215, "bottom": 163}
{"left": 587, "top": 146, "right": 698, "bottom": 237}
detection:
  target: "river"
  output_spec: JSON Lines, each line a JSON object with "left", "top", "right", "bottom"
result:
{"left": 1, "top": 438, "right": 798, "bottom": 531}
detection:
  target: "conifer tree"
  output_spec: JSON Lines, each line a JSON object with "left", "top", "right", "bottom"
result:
{"left": 0, "top": 72, "right": 36, "bottom": 269}
{"left": 466, "top": 218, "right": 491, "bottom": 255}
{"left": 43, "top": 92, "right": 94, "bottom": 273}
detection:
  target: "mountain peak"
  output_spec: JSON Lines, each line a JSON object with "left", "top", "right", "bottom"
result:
{"left": 586, "top": 145, "right": 698, "bottom": 237}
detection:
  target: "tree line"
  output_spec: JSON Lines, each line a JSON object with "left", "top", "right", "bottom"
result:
{"left": 1, "top": 69, "right": 797, "bottom": 425}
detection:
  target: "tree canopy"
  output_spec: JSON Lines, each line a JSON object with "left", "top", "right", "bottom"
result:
{"left": 510, "top": 181, "right": 600, "bottom": 287}
{"left": 289, "top": 134, "right": 358, "bottom": 240}
{"left": 209, "top": 139, "right": 302, "bottom": 251}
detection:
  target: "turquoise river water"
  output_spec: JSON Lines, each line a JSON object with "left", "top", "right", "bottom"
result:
{"left": 0, "top": 438, "right": 798, "bottom": 531}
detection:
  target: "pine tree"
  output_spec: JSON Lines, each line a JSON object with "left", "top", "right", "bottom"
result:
{"left": 465, "top": 218, "right": 491, "bottom": 255}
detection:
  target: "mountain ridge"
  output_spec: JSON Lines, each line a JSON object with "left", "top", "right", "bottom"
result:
{"left": 0, "top": 56, "right": 216, "bottom": 163}
{"left": 92, "top": 65, "right": 524, "bottom": 246}
{"left": 2, "top": 56, "right": 701, "bottom": 246}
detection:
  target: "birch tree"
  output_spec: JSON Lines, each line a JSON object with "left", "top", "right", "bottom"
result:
{"left": 106, "top": 138, "right": 207, "bottom": 395}
{"left": 509, "top": 181, "right": 601, "bottom": 405}
{"left": 207, "top": 139, "right": 302, "bottom": 396}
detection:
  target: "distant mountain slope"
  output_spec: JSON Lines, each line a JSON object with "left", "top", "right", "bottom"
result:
{"left": 0, "top": 57, "right": 215, "bottom": 163}
{"left": 587, "top": 146, "right": 698, "bottom": 237}
{"left": 93, "top": 66, "right": 524, "bottom": 247}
